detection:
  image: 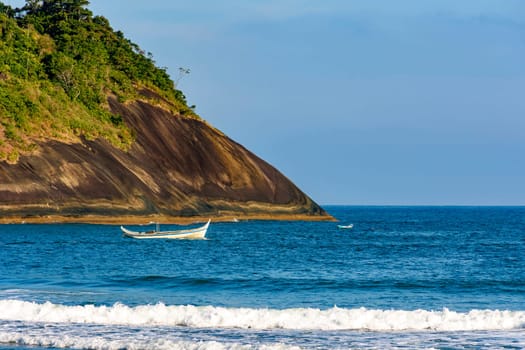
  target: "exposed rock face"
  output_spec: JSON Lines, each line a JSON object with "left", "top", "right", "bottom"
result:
{"left": 0, "top": 96, "right": 329, "bottom": 221}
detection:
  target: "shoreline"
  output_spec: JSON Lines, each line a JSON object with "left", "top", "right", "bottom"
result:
{"left": 0, "top": 213, "right": 337, "bottom": 225}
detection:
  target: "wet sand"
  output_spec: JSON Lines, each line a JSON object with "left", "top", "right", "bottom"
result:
{"left": 0, "top": 213, "right": 336, "bottom": 225}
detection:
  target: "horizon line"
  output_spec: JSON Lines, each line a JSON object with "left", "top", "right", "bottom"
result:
{"left": 321, "top": 204, "right": 525, "bottom": 207}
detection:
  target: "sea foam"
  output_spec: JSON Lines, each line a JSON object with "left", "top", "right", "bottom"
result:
{"left": 0, "top": 300, "right": 524, "bottom": 331}
{"left": 0, "top": 332, "right": 300, "bottom": 350}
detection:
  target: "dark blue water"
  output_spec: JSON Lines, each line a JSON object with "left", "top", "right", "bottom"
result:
{"left": 0, "top": 206, "right": 524, "bottom": 349}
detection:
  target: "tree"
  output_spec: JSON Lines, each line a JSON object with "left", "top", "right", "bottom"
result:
{"left": 63, "top": 0, "right": 90, "bottom": 20}
{"left": 0, "top": 3, "right": 15, "bottom": 17}
{"left": 45, "top": 52, "right": 80, "bottom": 99}
{"left": 26, "top": 0, "right": 91, "bottom": 19}
{"left": 174, "top": 67, "right": 190, "bottom": 88}
{"left": 22, "top": 0, "right": 43, "bottom": 14}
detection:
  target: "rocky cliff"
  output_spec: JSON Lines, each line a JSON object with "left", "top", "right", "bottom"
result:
{"left": 0, "top": 90, "right": 330, "bottom": 222}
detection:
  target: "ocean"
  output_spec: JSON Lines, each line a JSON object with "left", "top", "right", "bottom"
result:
{"left": 0, "top": 206, "right": 524, "bottom": 349}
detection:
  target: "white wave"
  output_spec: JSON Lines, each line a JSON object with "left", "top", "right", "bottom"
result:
{"left": 0, "top": 331, "right": 300, "bottom": 350}
{"left": 0, "top": 300, "right": 524, "bottom": 331}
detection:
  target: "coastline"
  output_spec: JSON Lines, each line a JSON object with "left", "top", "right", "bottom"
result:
{"left": 0, "top": 213, "right": 337, "bottom": 225}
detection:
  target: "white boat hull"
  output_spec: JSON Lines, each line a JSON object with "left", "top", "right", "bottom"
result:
{"left": 121, "top": 220, "right": 210, "bottom": 239}
{"left": 337, "top": 224, "right": 354, "bottom": 229}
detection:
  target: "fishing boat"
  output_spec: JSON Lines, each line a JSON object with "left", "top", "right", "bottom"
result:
{"left": 337, "top": 223, "right": 354, "bottom": 229}
{"left": 121, "top": 220, "right": 210, "bottom": 239}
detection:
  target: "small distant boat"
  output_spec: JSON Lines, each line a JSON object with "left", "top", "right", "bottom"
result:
{"left": 121, "top": 220, "right": 210, "bottom": 239}
{"left": 337, "top": 223, "right": 354, "bottom": 229}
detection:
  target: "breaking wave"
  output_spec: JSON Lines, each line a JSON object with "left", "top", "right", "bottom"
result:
{"left": 1, "top": 300, "right": 524, "bottom": 331}
{"left": 0, "top": 332, "right": 299, "bottom": 350}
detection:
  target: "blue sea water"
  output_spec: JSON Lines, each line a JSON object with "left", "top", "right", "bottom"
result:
{"left": 0, "top": 206, "right": 524, "bottom": 349}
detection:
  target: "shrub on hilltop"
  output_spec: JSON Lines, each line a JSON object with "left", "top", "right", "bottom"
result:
{"left": 0, "top": 0, "right": 194, "bottom": 163}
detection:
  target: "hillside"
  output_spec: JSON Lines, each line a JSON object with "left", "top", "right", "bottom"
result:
{"left": 0, "top": 1, "right": 331, "bottom": 222}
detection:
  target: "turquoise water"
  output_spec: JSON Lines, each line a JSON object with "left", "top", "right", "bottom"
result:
{"left": 0, "top": 206, "right": 524, "bottom": 349}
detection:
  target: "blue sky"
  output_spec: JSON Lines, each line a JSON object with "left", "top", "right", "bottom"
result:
{"left": 9, "top": 0, "right": 525, "bottom": 205}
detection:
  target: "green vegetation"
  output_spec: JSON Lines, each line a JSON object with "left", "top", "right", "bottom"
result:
{"left": 0, "top": 0, "right": 195, "bottom": 162}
